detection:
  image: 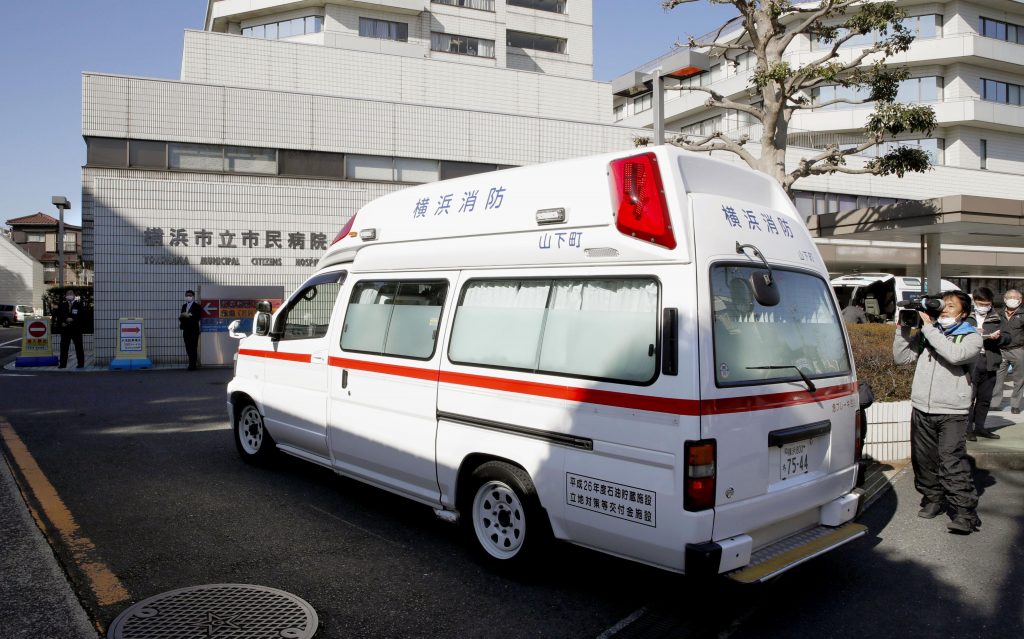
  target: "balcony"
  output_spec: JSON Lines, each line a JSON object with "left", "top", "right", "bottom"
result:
{"left": 208, "top": 0, "right": 428, "bottom": 30}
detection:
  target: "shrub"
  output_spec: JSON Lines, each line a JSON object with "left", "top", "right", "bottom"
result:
{"left": 847, "top": 323, "right": 915, "bottom": 403}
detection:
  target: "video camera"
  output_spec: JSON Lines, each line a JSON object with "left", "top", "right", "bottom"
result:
{"left": 896, "top": 295, "right": 944, "bottom": 328}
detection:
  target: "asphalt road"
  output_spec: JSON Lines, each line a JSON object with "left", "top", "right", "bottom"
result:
{"left": 1, "top": 368, "right": 1022, "bottom": 638}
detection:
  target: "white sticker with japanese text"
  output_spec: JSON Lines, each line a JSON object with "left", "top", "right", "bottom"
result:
{"left": 566, "top": 473, "right": 656, "bottom": 527}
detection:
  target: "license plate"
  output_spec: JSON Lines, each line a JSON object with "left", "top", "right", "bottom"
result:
{"left": 780, "top": 439, "right": 811, "bottom": 480}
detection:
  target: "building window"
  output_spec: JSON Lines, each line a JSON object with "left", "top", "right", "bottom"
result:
{"left": 63, "top": 233, "right": 77, "bottom": 252}
{"left": 507, "top": 0, "right": 566, "bottom": 14}
{"left": 613, "top": 103, "right": 625, "bottom": 121}
{"left": 632, "top": 92, "right": 652, "bottom": 114}
{"left": 981, "top": 139, "right": 988, "bottom": 170}
{"left": 26, "top": 233, "right": 45, "bottom": 243}
{"left": 982, "top": 78, "right": 1023, "bottom": 105}
{"left": 432, "top": 0, "right": 495, "bottom": 11}
{"left": 980, "top": 17, "right": 1024, "bottom": 44}
{"left": 279, "top": 150, "right": 344, "bottom": 178}
{"left": 168, "top": 143, "right": 223, "bottom": 171}
{"left": 242, "top": 15, "right": 322, "bottom": 40}
{"left": 129, "top": 140, "right": 167, "bottom": 169}
{"left": 812, "top": 14, "right": 942, "bottom": 50}
{"left": 506, "top": 30, "right": 567, "bottom": 54}
{"left": 358, "top": 17, "right": 409, "bottom": 42}
{"left": 431, "top": 32, "right": 495, "bottom": 57}
{"left": 86, "top": 137, "right": 127, "bottom": 167}
{"left": 439, "top": 161, "right": 500, "bottom": 180}
{"left": 811, "top": 77, "right": 943, "bottom": 110}
{"left": 225, "top": 147, "right": 277, "bottom": 174}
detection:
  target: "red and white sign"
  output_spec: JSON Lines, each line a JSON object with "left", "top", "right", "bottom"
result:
{"left": 28, "top": 321, "right": 46, "bottom": 338}
{"left": 119, "top": 320, "right": 144, "bottom": 353}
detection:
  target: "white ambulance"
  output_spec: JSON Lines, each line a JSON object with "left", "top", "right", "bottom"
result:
{"left": 227, "top": 146, "right": 866, "bottom": 581}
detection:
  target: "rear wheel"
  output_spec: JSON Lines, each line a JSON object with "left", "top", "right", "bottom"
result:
{"left": 234, "top": 401, "right": 276, "bottom": 464}
{"left": 464, "top": 461, "right": 549, "bottom": 566}
{"left": 1, "top": 318, "right": 9, "bottom": 328}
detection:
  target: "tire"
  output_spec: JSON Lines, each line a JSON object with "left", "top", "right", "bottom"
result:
{"left": 234, "top": 400, "right": 276, "bottom": 464}
{"left": 463, "top": 461, "right": 550, "bottom": 566}
{"left": 1, "top": 318, "right": 9, "bottom": 328}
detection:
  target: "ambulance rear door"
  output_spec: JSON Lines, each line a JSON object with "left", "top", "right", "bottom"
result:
{"left": 690, "top": 193, "right": 859, "bottom": 547}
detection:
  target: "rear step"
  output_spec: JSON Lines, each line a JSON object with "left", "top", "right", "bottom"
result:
{"left": 726, "top": 522, "right": 867, "bottom": 584}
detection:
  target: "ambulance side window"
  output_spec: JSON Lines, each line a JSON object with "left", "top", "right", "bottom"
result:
{"left": 449, "top": 277, "right": 660, "bottom": 384}
{"left": 341, "top": 280, "right": 448, "bottom": 360}
{"left": 279, "top": 277, "right": 343, "bottom": 341}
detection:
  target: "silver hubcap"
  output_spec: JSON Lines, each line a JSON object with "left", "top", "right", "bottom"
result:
{"left": 472, "top": 480, "right": 525, "bottom": 559}
{"left": 238, "top": 406, "right": 264, "bottom": 455}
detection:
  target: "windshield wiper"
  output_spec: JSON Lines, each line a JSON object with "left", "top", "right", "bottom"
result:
{"left": 746, "top": 365, "right": 817, "bottom": 392}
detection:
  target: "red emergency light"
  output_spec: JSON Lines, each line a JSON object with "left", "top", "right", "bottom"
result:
{"left": 609, "top": 152, "right": 676, "bottom": 250}
{"left": 331, "top": 214, "right": 357, "bottom": 245}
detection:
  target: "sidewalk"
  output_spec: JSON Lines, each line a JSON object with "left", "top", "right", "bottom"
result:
{"left": 0, "top": 454, "right": 97, "bottom": 638}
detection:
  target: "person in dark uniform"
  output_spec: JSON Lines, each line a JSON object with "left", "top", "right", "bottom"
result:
{"left": 179, "top": 290, "right": 204, "bottom": 370}
{"left": 54, "top": 290, "right": 85, "bottom": 369}
{"left": 966, "top": 287, "right": 1008, "bottom": 440}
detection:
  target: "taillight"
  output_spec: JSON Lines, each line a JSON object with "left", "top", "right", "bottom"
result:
{"left": 331, "top": 214, "right": 357, "bottom": 245}
{"left": 684, "top": 440, "right": 716, "bottom": 512}
{"left": 854, "top": 410, "right": 864, "bottom": 462}
{"left": 608, "top": 152, "right": 676, "bottom": 250}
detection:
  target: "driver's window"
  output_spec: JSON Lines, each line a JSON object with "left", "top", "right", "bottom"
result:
{"left": 280, "top": 280, "right": 342, "bottom": 341}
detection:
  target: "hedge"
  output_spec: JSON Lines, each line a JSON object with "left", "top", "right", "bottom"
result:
{"left": 847, "top": 323, "right": 915, "bottom": 403}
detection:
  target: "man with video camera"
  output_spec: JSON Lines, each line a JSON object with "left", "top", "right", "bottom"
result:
{"left": 893, "top": 290, "right": 982, "bottom": 534}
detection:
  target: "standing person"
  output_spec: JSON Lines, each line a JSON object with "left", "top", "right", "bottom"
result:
{"left": 179, "top": 290, "right": 204, "bottom": 370}
{"left": 53, "top": 290, "right": 86, "bottom": 369}
{"left": 966, "top": 287, "right": 1006, "bottom": 440}
{"left": 893, "top": 291, "right": 982, "bottom": 534}
{"left": 993, "top": 289, "right": 1024, "bottom": 414}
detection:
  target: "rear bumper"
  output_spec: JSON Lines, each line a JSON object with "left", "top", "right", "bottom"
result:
{"left": 684, "top": 521, "right": 867, "bottom": 581}
{"left": 684, "top": 492, "right": 864, "bottom": 579}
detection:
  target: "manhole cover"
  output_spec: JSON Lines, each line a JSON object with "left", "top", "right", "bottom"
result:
{"left": 107, "top": 584, "right": 318, "bottom": 639}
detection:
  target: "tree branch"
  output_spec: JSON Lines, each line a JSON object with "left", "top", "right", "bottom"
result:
{"left": 671, "top": 85, "right": 764, "bottom": 118}
{"left": 666, "top": 131, "right": 758, "bottom": 167}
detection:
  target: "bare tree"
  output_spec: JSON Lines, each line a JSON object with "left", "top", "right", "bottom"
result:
{"left": 652, "top": 0, "right": 937, "bottom": 194}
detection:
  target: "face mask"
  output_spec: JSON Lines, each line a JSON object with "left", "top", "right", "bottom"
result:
{"left": 185, "top": 296, "right": 194, "bottom": 303}
{"left": 975, "top": 305, "right": 991, "bottom": 314}
{"left": 937, "top": 316, "right": 958, "bottom": 328}
{"left": 1007, "top": 299, "right": 1022, "bottom": 310}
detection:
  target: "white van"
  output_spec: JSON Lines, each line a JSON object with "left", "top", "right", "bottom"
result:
{"left": 831, "top": 273, "right": 960, "bottom": 322}
{"left": 227, "top": 146, "right": 866, "bottom": 581}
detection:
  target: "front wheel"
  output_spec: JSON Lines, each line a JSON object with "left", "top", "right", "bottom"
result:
{"left": 234, "top": 401, "right": 276, "bottom": 464}
{"left": 464, "top": 461, "right": 549, "bottom": 566}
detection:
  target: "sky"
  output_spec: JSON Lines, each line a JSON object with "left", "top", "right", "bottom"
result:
{"left": 0, "top": 0, "right": 738, "bottom": 227}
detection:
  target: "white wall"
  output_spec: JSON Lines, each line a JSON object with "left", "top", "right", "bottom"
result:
{"left": 0, "top": 235, "right": 42, "bottom": 308}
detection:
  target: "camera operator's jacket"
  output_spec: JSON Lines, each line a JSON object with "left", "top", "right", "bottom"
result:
{"left": 893, "top": 323, "right": 982, "bottom": 414}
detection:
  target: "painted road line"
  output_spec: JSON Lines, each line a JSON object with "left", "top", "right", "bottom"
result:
{"left": 1, "top": 338, "right": 23, "bottom": 347}
{"left": 0, "top": 418, "right": 130, "bottom": 606}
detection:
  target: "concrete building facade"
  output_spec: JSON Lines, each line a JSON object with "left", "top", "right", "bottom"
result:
{"left": 82, "top": 0, "right": 640, "bottom": 365}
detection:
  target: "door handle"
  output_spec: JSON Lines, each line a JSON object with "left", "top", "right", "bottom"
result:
{"left": 311, "top": 354, "right": 326, "bottom": 364}
{"left": 342, "top": 369, "right": 348, "bottom": 389}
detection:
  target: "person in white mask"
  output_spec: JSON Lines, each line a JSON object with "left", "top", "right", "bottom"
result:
{"left": 966, "top": 287, "right": 1007, "bottom": 440}
{"left": 894, "top": 290, "right": 982, "bottom": 534}
{"left": 993, "top": 289, "right": 1024, "bottom": 414}
{"left": 178, "top": 289, "right": 204, "bottom": 370}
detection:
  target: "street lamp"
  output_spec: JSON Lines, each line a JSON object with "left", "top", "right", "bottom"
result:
{"left": 52, "top": 196, "right": 71, "bottom": 288}
{"left": 612, "top": 49, "right": 711, "bottom": 145}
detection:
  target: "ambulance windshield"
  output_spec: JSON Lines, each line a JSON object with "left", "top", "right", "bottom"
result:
{"left": 711, "top": 265, "right": 851, "bottom": 387}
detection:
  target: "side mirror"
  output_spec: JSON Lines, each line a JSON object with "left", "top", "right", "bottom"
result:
{"left": 257, "top": 300, "right": 273, "bottom": 313}
{"left": 254, "top": 312, "right": 271, "bottom": 336}
{"left": 749, "top": 270, "right": 780, "bottom": 307}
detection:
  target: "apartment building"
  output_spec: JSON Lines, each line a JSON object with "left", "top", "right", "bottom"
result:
{"left": 82, "top": 0, "right": 641, "bottom": 365}
{"left": 614, "top": 1, "right": 1024, "bottom": 290}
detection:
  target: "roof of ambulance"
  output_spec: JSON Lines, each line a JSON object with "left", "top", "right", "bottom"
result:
{"left": 322, "top": 146, "right": 794, "bottom": 265}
